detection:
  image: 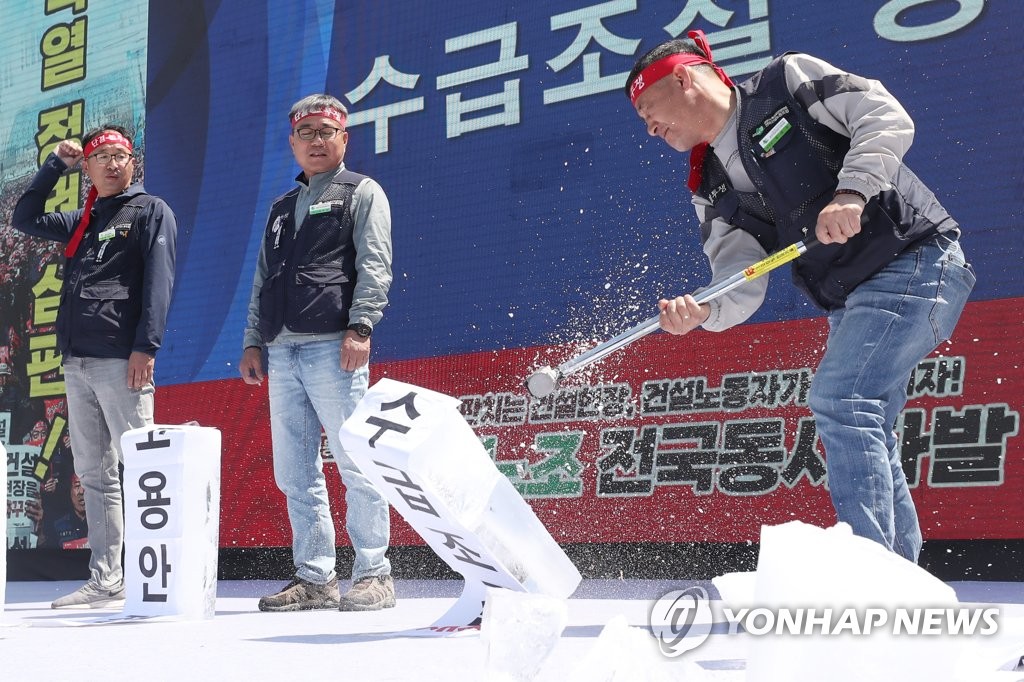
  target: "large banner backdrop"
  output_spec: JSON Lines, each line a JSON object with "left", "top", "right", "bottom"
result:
{"left": 2, "top": 1, "right": 148, "bottom": 552}
{"left": 4, "top": 1, "right": 1021, "bottom": 564}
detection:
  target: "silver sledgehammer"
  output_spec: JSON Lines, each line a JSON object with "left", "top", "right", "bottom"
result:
{"left": 525, "top": 235, "right": 820, "bottom": 398}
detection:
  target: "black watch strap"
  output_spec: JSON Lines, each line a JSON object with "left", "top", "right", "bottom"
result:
{"left": 348, "top": 322, "right": 372, "bottom": 338}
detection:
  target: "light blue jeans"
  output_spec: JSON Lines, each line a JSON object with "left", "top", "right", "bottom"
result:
{"left": 63, "top": 356, "right": 154, "bottom": 588}
{"left": 267, "top": 339, "right": 391, "bottom": 584}
{"left": 808, "top": 233, "right": 975, "bottom": 562}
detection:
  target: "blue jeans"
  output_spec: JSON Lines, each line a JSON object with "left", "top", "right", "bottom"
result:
{"left": 63, "top": 356, "right": 155, "bottom": 588}
{"left": 267, "top": 339, "right": 391, "bottom": 584}
{"left": 808, "top": 233, "right": 975, "bottom": 562}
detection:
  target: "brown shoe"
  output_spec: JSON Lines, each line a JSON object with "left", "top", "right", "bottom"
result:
{"left": 338, "top": 574, "right": 396, "bottom": 612}
{"left": 258, "top": 576, "right": 340, "bottom": 612}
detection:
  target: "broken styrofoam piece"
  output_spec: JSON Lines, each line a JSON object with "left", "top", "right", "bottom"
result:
{"left": 481, "top": 588, "right": 568, "bottom": 681}
{"left": 568, "top": 614, "right": 672, "bottom": 682}
{"left": 744, "top": 521, "right": 964, "bottom": 682}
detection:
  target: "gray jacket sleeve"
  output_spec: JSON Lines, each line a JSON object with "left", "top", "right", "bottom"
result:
{"left": 242, "top": 217, "right": 270, "bottom": 350}
{"left": 783, "top": 52, "right": 914, "bottom": 199}
{"left": 693, "top": 198, "right": 769, "bottom": 332}
{"left": 347, "top": 177, "right": 393, "bottom": 330}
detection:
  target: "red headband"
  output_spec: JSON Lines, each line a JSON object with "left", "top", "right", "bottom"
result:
{"left": 83, "top": 131, "right": 132, "bottom": 157}
{"left": 628, "top": 30, "right": 735, "bottom": 105}
{"left": 290, "top": 108, "right": 347, "bottom": 128}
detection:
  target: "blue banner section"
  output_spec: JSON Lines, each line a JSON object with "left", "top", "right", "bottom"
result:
{"left": 147, "top": 0, "right": 1021, "bottom": 385}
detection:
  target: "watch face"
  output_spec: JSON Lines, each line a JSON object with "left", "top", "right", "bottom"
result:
{"left": 349, "top": 323, "right": 372, "bottom": 338}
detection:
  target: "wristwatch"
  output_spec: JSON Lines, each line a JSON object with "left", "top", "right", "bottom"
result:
{"left": 347, "top": 322, "right": 372, "bottom": 338}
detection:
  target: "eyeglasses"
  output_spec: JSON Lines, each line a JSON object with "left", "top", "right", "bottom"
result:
{"left": 88, "top": 152, "right": 133, "bottom": 165}
{"left": 294, "top": 126, "right": 343, "bottom": 142}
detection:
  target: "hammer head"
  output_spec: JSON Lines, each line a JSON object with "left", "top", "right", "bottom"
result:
{"left": 525, "top": 366, "right": 561, "bottom": 398}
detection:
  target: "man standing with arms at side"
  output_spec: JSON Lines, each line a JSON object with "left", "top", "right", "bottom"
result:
{"left": 625, "top": 33, "right": 974, "bottom": 563}
{"left": 12, "top": 126, "right": 177, "bottom": 607}
{"left": 240, "top": 94, "right": 396, "bottom": 612}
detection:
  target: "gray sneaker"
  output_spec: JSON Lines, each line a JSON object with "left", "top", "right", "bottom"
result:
{"left": 338, "top": 574, "right": 396, "bottom": 612}
{"left": 51, "top": 581, "right": 126, "bottom": 609}
{"left": 258, "top": 576, "right": 340, "bottom": 612}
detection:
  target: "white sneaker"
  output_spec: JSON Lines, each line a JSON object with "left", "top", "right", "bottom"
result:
{"left": 51, "top": 581, "right": 126, "bottom": 609}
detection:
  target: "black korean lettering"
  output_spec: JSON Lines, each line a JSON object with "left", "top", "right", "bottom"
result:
{"left": 576, "top": 387, "right": 601, "bottom": 420}
{"left": 717, "top": 419, "right": 785, "bottom": 495}
{"left": 689, "top": 378, "right": 722, "bottom": 411}
{"left": 380, "top": 392, "right": 421, "bottom": 419}
{"left": 365, "top": 392, "right": 422, "bottom": 447}
{"left": 553, "top": 390, "right": 577, "bottom": 421}
{"left": 600, "top": 384, "right": 634, "bottom": 419}
{"left": 596, "top": 426, "right": 655, "bottom": 496}
{"left": 459, "top": 395, "right": 484, "bottom": 427}
{"left": 655, "top": 422, "right": 720, "bottom": 493}
{"left": 934, "top": 357, "right": 965, "bottom": 396}
{"left": 138, "top": 471, "right": 170, "bottom": 530}
{"left": 365, "top": 416, "right": 411, "bottom": 448}
{"left": 907, "top": 357, "right": 966, "bottom": 399}
{"left": 641, "top": 380, "right": 670, "bottom": 414}
{"left": 780, "top": 417, "right": 827, "bottom": 487}
{"left": 429, "top": 529, "right": 498, "bottom": 572}
{"left": 372, "top": 460, "right": 440, "bottom": 517}
{"left": 139, "top": 544, "right": 171, "bottom": 602}
{"left": 930, "top": 405, "right": 1018, "bottom": 486}
{"left": 135, "top": 429, "right": 172, "bottom": 451}
{"left": 494, "top": 393, "right": 527, "bottom": 425}
{"left": 721, "top": 375, "right": 750, "bottom": 410}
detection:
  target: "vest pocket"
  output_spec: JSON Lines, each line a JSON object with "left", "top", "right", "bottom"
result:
{"left": 289, "top": 264, "right": 353, "bottom": 333}
{"left": 79, "top": 280, "right": 130, "bottom": 301}
{"left": 78, "top": 280, "right": 131, "bottom": 333}
{"left": 294, "top": 264, "right": 350, "bottom": 285}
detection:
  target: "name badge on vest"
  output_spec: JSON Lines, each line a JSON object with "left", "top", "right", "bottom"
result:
{"left": 309, "top": 201, "right": 334, "bottom": 216}
{"left": 751, "top": 105, "right": 792, "bottom": 158}
{"left": 271, "top": 214, "right": 287, "bottom": 249}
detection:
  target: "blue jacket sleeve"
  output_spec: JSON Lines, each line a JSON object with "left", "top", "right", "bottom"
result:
{"left": 10, "top": 154, "right": 82, "bottom": 241}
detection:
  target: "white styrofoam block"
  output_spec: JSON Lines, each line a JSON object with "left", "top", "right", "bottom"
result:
{"left": 121, "top": 425, "right": 221, "bottom": 619}
{"left": 339, "top": 378, "right": 582, "bottom": 622}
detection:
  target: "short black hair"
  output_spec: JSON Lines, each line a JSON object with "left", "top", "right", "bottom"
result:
{"left": 624, "top": 37, "right": 710, "bottom": 99}
{"left": 82, "top": 124, "right": 133, "bottom": 148}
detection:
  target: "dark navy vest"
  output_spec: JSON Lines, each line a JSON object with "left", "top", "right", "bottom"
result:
{"left": 258, "top": 171, "right": 363, "bottom": 342}
{"left": 59, "top": 195, "right": 150, "bottom": 357}
{"left": 695, "top": 54, "right": 957, "bottom": 310}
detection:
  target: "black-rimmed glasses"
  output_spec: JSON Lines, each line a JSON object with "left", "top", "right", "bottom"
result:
{"left": 88, "top": 152, "right": 133, "bottom": 165}
{"left": 294, "top": 126, "right": 343, "bottom": 141}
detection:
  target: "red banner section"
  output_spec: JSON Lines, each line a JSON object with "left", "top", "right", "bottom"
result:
{"left": 157, "top": 297, "right": 1021, "bottom": 548}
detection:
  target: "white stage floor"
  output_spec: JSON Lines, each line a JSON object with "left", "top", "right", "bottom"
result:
{"left": 2, "top": 579, "right": 1023, "bottom": 681}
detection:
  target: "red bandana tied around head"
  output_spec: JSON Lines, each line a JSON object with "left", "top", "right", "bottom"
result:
{"left": 628, "top": 30, "right": 734, "bottom": 104}
{"left": 65, "top": 131, "right": 133, "bottom": 258}
{"left": 628, "top": 30, "right": 734, "bottom": 192}
{"left": 290, "top": 108, "right": 347, "bottom": 128}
